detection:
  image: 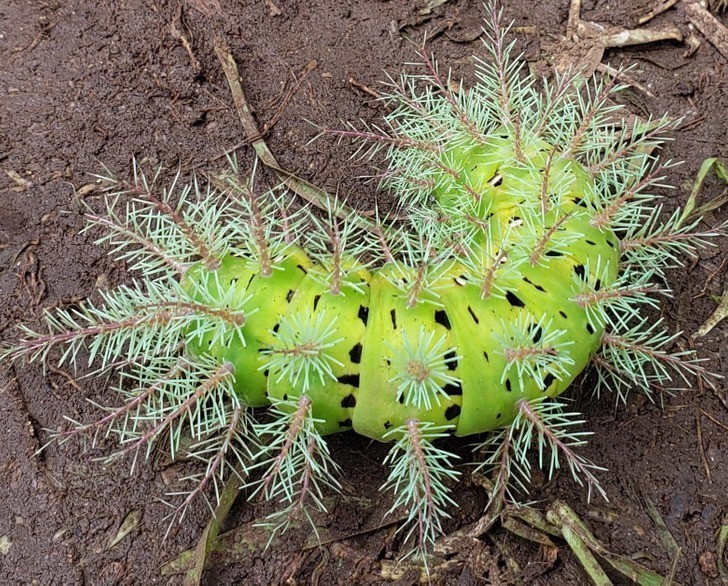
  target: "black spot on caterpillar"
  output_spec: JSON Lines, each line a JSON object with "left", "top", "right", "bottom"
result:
{"left": 341, "top": 394, "right": 357, "bottom": 408}
{"left": 313, "top": 294, "right": 321, "bottom": 311}
{"left": 505, "top": 379, "right": 512, "bottom": 392}
{"left": 339, "top": 419, "right": 352, "bottom": 428}
{"left": 545, "top": 250, "right": 564, "bottom": 257}
{"left": 349, "top": 343, "right": 362, "bottom": 364}
{"left": 505, "top": 291, "right": 525, "bottom": 308}
{"left": 337, "top": 374, "right": 360, "bottom": 388}
{"left": 443, "top": 350, "right": 458, "bottom": 371}
{"left": 543, "top": 373, "right": 556, "bottom": 389}
{"left": 574, "top": 264, "right": 586, "bottom": 279}
{"left": 586, "top": 322, "right": 595, "bottom": 334}
{"left": 467, "top": 306, "right": 479, "bottom": 324}
{"left": 390, "top": 309, "right": 397, "bottom": 329}
{"left": 434, "top": 310, "right": 451, "bottom": 330}
{"left": 443, "top": 382, "right": 462, "bottom": 396}
{"left": 531, "top": 324, "right": 543, "bottom": 344}
{"left": 445, "top": 404, "right": 461, "bottom": 421}
{"left": 523, "top": 276, "right": 546, "bottom": 293}
{"left": 358, "top": 305, "right": 369, "bottom": 325}
{"left": 286, "top": 289, "right": 295, "bottom": 303}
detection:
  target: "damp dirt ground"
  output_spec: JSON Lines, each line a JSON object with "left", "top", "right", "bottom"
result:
{"left": 1, "top": 1, "right": 726, "bottom": 584}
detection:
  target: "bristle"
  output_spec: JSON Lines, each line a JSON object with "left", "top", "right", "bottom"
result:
{"left": 261, "top": 310, "right": 344, "bottom": 393}
{"left": 382, "top": 420, "right": 459, "bottom": 562}
{"left": 248, "top": 396, "right": 341, "bottom": 541}
{"left": 388, "top": 328, "right": 461, "bottom": 410}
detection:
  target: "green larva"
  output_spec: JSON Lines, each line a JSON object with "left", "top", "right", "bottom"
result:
{"left": 6, "top": 6, "right": 721, "bottom": 558}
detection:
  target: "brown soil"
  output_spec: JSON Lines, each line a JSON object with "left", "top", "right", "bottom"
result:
{"left": 1, "top": 1, "right": 726, "bottom": 584}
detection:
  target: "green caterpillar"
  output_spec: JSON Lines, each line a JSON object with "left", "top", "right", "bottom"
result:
{"left": 7, "top": 7, "right": 719, "bottom": 559}
{"left": 183, "top": 143, "right": 619, "bottom": 440}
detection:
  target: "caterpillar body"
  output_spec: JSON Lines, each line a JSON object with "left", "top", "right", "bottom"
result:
{"left": 183, "top": 146, "right": 620, "bottom": 441}
{"left": 7, "top": 7, "right": 719, "bottom": 559}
